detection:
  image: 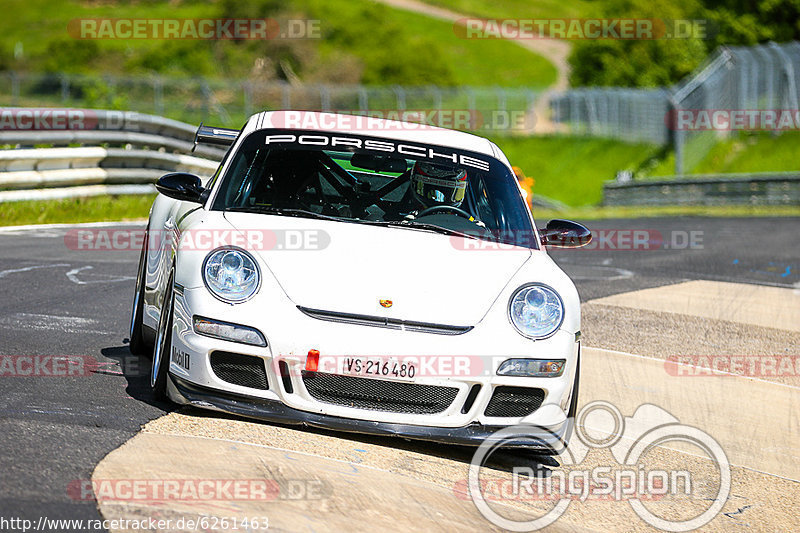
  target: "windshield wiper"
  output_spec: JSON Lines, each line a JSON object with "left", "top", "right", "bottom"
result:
{"left": 225, "top": 207, "right": 482, "bottom": 241}
{"left": 225, "top": 206, "right": 342, "bottom": 222}
{"left": 359, "top": 219, "right": 481, "bottom": 240}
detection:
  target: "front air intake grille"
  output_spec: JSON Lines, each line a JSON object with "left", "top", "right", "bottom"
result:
{"left": 297, "top": 307, "right": 473, "bottom": 335}
{"left": 484, "top": 386, "right": 545, "bottom": 417}
{"left": 302, "top": 371, "right": 458, "bottom": 414}
{"left": 210, "top": 351, "right": 269, "bottom": 390}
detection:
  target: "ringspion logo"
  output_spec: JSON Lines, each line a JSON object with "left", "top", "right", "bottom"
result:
{"left": 468, "top": 402, "right": 730, "bottom": 531}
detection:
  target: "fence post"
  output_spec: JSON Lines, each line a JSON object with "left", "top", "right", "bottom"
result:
{"left": 10, "top": 71, "right": 19, "bottom": 105}
{"left": 60, "top": 74, "right": 70, "bottom": 102}
{"left": 358, "top": 87, "right": 368, "bottom": 112}
{"left": 586, "top": 90, "right": 598, "bottom": 134}
{"left": 466, "top": 87, "right": 475, "bottom": 116}
{"left": 668, "top": 94, "right": 684, "bottom": 176}
{"left": 153, "top": 76, "right": 164, "bottom": 116}
{"left": 104, "top": 75, "right": 115, "bottom": 108}
{"left": 281, "top": 81, "right": 291, "bottom": 109}
{"left": 769, "top": 41, "right": 799, "bottom": 110}
{"left": 393, "top": 86, "right": 406, "bottom": 110}
{"left": 756, "top": 46, "right": 775, "bottom": 109}
{"left": 495, "top": 87, "right": 506, "bottom": 112}
{"left": 243, "top": 81, "right": 252, "bottom": 117}
{"left": 433, "top": 86, "right": 442, "bottom": 110}
{"left": 320, "top": 85, "right": 331, "bottom": 111}
{"left": 201, "top": 80, "right": 210, "bottom": 118}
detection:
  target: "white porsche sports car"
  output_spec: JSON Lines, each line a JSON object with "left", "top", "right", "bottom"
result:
{"left": 129, "top": 111, "right": 590, "bottom": 452}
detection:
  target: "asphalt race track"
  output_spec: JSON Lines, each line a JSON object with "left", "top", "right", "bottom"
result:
{"left": 0, "top": 216, "right": 797, "bottom": 529}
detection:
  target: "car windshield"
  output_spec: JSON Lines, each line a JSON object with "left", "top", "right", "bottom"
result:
{"left": 211, "top": 129, "right": 537, "bottom": 248}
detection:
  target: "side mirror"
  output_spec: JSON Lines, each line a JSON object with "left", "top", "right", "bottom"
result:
{"left": 539, "top": 219, "right": 591, "bottom": 248}
{"left": 155, "top": 173, "right": 205, "bottom": 203}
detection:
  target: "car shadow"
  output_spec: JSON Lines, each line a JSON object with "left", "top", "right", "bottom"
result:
{"left": 99, "top": 344, "right": 559, "bottom": 477}
{"left": 98, "top": 345, "right": 176, "bottom": 411}
{"left": 173, "top": 405, "right": 560, "bottom": 477}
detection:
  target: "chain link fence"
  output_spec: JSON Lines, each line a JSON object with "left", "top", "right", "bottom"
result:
{"left": 0, "top": 72, "right": 540, "bottom": 134}
{"left": 550, "top": 88, "right": 671, "bottom": 144}
{"left": 2, "top": 41, "right": 798, "bottom": 175}
{"left": 550, "top": 41, "right": 800, "bottom": 175}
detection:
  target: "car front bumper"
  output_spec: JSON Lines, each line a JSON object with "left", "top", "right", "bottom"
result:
{"left": 165, "top": 285, "right": 579, "bottom": 451}
{"left": 167, "top": 373, "right": 572, "bottom": 451}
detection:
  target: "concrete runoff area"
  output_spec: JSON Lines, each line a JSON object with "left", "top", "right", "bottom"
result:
{"left": 588, "top": 280, "right": 800, "bottom": 333}
{"left": 91, "top": 413, "right": 798, "bottom": 533}
{"left": 579, "top": 303, "right": 800, "bottom": 386}
{"left": 90, "top": 279, "right": 800, "bottom": 531}
{"left": 580, "top": 347, "right": 800, "bottom": 482}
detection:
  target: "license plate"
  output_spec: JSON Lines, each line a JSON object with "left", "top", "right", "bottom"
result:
{"left": 339, "top": 357, "right": 417, "bottom": 382}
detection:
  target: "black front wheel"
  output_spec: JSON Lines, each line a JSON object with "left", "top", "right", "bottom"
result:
{"left": 150, "top": 272, "right": 174, "bottom": 400}
{"left": 129, "top": 230, "right": 150, "bottom": 355}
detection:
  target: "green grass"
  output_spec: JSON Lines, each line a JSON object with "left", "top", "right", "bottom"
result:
{"left": 647, "top": 131, "right": 800, "bottom": 177}
{"left": 0, "top": 195, "right": 154, "bottom": 226}
{"left": 0, "top": 0, "right": 555, "bottom": 88}
{"left": 0, "top": 1, "right": 218, "bottom": 72}
{"left": 491, "top": 135, "right": 660, "bottom": 206}
{"left": 422, "top": 0, "right": 599, "bottom": 23}
{"left": 534, "top": 205, "right": 800, "bottom": 220}
{"left": 305, "top": 0, "right": 556, "bottom": 88}
{"left": 0, "top": 0, "right": 558, "bottom": 128}
{"left": 692, "top": 132, "right": 800, "bottom": 174}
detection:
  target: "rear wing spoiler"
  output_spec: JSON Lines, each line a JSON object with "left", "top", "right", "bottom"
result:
{"left": 192, "top": 123, "right": 239, "bottom": 151}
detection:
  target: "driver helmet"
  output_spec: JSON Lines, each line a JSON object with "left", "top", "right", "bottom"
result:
{"left": 410, "top": 162, "right": 467, "bottom": 208}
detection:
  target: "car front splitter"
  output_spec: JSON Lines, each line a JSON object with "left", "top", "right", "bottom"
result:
{"left": 167, "top": 374, "right": 567, "bottom": 452}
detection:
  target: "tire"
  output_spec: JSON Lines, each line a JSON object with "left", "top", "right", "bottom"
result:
{"left": 150, "top": 271, "right": 174, "bottom": 400}
{"left": 129, "top": 229, "right": 150, "bottom": 356}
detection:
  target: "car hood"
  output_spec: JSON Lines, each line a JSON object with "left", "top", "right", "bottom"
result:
{"left": 223, "top": 212, "right": 533, "bottom": 326}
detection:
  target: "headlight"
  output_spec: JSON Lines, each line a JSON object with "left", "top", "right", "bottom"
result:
{"left": 497, "top": 358, "right": 566, "bottom": 377}
{"left": 193, "top": 316, "right": 266, "bottom": 346}
{"left": 508, "top": 284, "right": 564, "bottom": 338}
{"left": 202, "top": 247, "right": 260, "bottom": 303}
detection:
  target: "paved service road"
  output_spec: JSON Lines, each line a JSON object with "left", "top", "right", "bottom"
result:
{"left": 0, "top": 217, "right": 796, "bottom": 526}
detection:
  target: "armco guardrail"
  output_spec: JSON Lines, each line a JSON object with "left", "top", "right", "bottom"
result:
{"left": 603, "top": 172, "right": 800, "bottom": 206}
{"left": 0, "top": 108, "right": 226, "bottom": 159}
{"left": 0, "top": 108, "right": 224, "bottom": 202}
